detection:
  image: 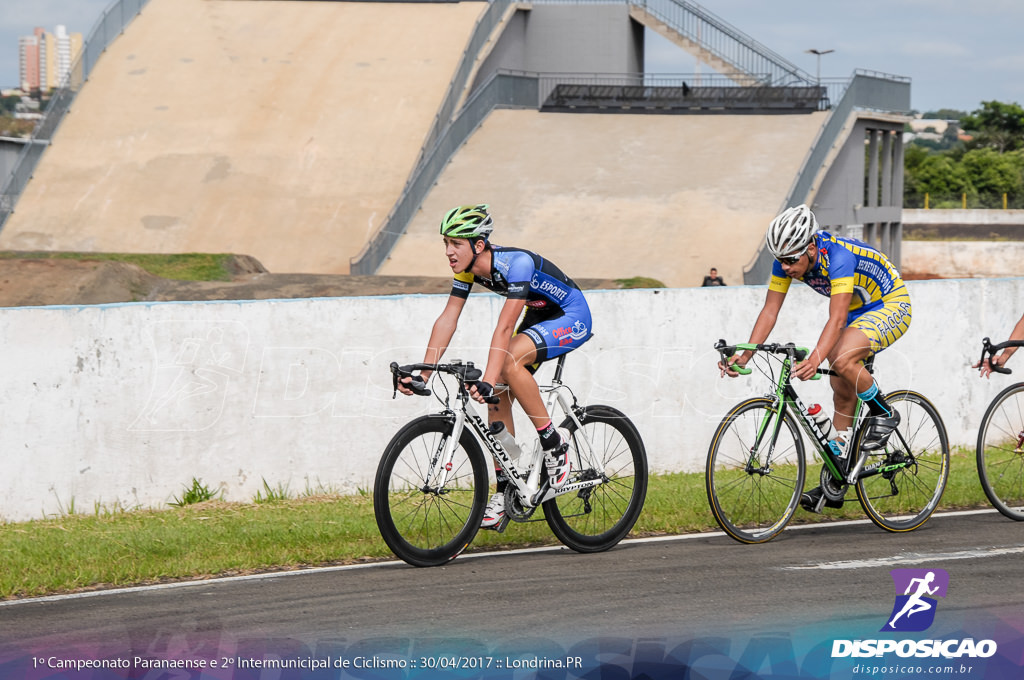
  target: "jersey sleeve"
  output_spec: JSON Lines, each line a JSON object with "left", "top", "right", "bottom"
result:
{"left": 450, "top": 272, "right": 474, "bottom": 299}
{"left": 827, "top": 246, "right": 857, "bottom": 296}
{"left": 768, "top": 260, "right": 792, "bottom": 294}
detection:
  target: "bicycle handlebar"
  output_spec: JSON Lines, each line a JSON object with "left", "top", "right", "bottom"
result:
{"left": 714, "top": 339, "right": 821, "bottom": 379}
{"left": 390, "top": 361, "right": 500, "bottom": 403}
{"left": 978, "top": 337, "right": 1023, "bottom": 375}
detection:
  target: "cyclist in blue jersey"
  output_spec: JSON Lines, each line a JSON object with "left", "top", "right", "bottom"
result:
{"left": 719, "top": 204, "right": 912, "bottom": 513}
{"left": 397, "top": 205, "right": 593, "bottom": 529}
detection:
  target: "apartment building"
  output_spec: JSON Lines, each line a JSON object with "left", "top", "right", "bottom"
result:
{"left": 18, "top": 26, "right": 83, "bottom": 92}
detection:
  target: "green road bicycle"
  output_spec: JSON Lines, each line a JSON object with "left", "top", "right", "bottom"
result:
{"left": 975, "top": 337, "right": 1024, "bottom": 521}
{"left": 375, "top": 356, "right": 648, "bottom": 567}
{"left": 707, "top": 340, "right": 949, "bottom": 543}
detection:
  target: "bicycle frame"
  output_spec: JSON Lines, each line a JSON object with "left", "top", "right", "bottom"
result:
{"left": 398, "top": 359, "right": 604, "bottom": 508}
{"left": 720, "top": 341, "right": 892, "bottom": 486}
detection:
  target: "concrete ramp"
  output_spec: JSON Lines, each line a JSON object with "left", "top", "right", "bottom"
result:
{"left": 0, "top": 0, "right": 483, "bottom": 274}
{"left": 379, "top": 109, "right": 827, "bottom": 287}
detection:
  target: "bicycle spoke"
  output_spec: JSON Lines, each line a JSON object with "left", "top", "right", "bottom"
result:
{"left": 544, "top": 405, "right": 648, "bottom": 552}
{"left": 977, "top": 385, "right": 1024, "bottom": 520}
{"left": 706, "top": 398, "right": 805, "bottom": 543}
{"left": 856, "top": 391, "right": 949, "bottom": 532}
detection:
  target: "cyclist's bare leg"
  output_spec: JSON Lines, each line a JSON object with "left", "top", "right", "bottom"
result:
{"left": 499, "top": 333, "right": 550, "bottom": 430}
{"left": 488, "top": 386, "right": 516, "bottom": 434}
{"left": 827, "top": 327, "right": 875, "bottom": 432}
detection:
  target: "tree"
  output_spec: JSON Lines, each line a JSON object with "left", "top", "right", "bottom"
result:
{"left": 961, "top": 100, "right": 1024, "bottom": 152}
{"left": 961, "top": 148, "right": 1024, "bottom": 198}
{"left": 903, "top": 154, "right": 974, "bottom": 208}
{"left": 923, "top": 108, "right": 967, "bottom": 121}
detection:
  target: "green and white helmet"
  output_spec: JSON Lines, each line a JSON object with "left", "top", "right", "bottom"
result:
{"left": 439, "top": 204, "right": 494, "bottom": 240}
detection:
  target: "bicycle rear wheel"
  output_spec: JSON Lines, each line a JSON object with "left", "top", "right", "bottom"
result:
{"left": 855, "top": 391, "right": 949, "bottom": 532}
{"left": 374, "top": 414, "right": 488, "bottom": 567}
{"left": 544, "top": 405, "right": 648, "bottom": 552}
{"left": 976, "top": 382, "right": 1024, "bottom": 521}
{"left": 706, "top": 397, "right": 805, "bottom": 544}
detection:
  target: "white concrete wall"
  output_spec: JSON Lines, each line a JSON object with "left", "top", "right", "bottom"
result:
{"left": 902, "top": 241, "right": 1024, "bottom": 279}
{"left": 3, "top": 278, "right": 1022, "bottom": 522}
{"left": 904, "top": 209, "right": 1024, "bottom": 225}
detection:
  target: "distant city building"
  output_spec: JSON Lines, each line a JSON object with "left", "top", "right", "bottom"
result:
{"left": 18, "top": 25, "right": 83, "bottom": 92}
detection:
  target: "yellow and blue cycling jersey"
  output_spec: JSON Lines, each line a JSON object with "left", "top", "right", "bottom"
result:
{"left": 769, "top": 231, "right": 912, "bottom": 352}
{"left": 452, "top": 245, "right": 593, "bottom": 363}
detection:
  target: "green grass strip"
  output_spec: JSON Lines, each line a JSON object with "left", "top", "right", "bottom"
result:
{"left": 0, "top": 251, "right": 237, "bottom": 281}
{"left": 0, "top": 448, "right": 990, "bottom": 600}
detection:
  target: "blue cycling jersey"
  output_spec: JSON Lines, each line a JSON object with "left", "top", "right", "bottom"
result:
{"left": 451, "top": 245, "right": 582, "bottom": 312}
{"left": 770, "top": 231, "right": 908, "bottom": 318}
{"left": 450, "top": 245, "right": 592, "bottom": 363}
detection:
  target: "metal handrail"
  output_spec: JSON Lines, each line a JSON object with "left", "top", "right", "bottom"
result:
{"left": 742, "top": 69, "right": 912, "bottom": 284}
{"left": 0, "top": 0, "right": 151, "bottom": 231}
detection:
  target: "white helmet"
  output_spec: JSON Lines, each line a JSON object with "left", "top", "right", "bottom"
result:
{"left": 766, "top": 204, "right": 818, "bottom": 259}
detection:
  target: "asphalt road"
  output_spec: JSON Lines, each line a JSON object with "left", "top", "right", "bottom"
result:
{"left": 2, "top": 509, "right": 1022, "bottom": 676}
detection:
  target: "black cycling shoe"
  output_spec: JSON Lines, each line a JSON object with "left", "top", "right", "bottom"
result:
{"left": 800, "top": 486, "right": 844, "bottom": 513}
{"left": 861, "top": 411, "right": 901, "bottom": 451}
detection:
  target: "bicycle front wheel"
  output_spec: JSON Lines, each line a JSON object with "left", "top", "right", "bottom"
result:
{"left": 854, "top": 391, "right": 949, "bottom": 532}
{"left": 706, "top": 397, "right": 806, "bottom": 544}
{"left": 374, "top": 414, "right": 488, "bottom": 567}
{"left": 976, "top": 382, "right": 1024, "bottom": 521}
{"left": 544, "top": 405, "right": 648, "bottom": 553}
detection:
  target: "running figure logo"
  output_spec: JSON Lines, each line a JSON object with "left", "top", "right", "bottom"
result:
{"left": 882, "top": 568, "right": 949, "bottom": 632}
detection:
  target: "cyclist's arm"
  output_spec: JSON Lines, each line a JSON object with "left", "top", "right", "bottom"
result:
{"left": 723, "top": 288, "right": 786, "bottom": 375}
{"left": 397, "top": 294, "right": 466, "bottom": 394}
{"left": 481, "top": 296, "right": 527, "bottom": 386}
{"left": 979, "top": 311, "right": 1024, "bottom": 377}
{"left": 998, "top": 312, "right": 1024, "bottom": 363}
{"left": 792, "top": 290, "right": 850, "bottom": 381}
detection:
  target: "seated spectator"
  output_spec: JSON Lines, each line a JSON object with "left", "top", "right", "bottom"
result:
{"left": 702, "top": 267, "right": 726, "bottom": 287}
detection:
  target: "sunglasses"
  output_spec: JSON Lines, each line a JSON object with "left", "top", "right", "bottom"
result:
{"left": 776, "top": 252, "right": 804, "bottom": 266}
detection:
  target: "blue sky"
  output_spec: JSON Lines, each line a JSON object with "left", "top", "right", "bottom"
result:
{"left": 3, "top": 0, "right": 1023, "bottom": 114}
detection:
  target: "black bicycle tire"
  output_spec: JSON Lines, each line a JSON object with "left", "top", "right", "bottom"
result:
{"left": 543, "top": 405, "right": 648, "bottom": 553}
{"left": 854, "top": 390, "right": 949, "bottom": 532}
{"left": 706, "top": 397, "right": 806, "bottom": 544}
{"left": 976, "top": 382, "right": 1024, "bottom": 521}
{"left": 374, "top": 414, "right": 489, "bottom": 567}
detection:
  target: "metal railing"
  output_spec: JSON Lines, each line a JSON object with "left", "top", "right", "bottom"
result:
{"left": 351, "top": 71, "right": 539, "bottom": 274}
{"left": 742, "top": 70, "right": 912, "bottom": 284}
{"left": 0, "top": 0, "right": 151, "bottom": 230}
{"left": 352, "top": 0, "right": 834, "bottom": 273}
{"left": 537, "top": 72, "right": 826, "bottom": 112}
{"left": 410, "top": 0, "right": 520, "bottom": 178}
{"left": 626, "top": 0, "right": 813, "bottom": 87}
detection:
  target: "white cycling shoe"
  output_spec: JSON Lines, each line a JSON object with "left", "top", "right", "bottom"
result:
{"left": 480, "top": 493, "right": 506, "bottom": 530}
{"left": 543, "top": 430, "right": 572, "bottom": 490}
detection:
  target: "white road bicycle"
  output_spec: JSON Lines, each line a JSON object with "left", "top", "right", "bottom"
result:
{"left": 374, "top": 356, "right": 648, "bottom": 567}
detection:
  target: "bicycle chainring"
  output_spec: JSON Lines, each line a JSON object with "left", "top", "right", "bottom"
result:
{"left": 503, "top": 485, "right": 537, "bottom": 523}
{"left": 819, "top": 465, "right": 848, "bottom": 502}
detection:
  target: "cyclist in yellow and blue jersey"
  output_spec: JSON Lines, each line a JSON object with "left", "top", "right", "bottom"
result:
{"left": 396, "top": 205, "right": 593, "bottom": 530}
{"left": 720, "top": 204, "right": 911, "bottom": 513}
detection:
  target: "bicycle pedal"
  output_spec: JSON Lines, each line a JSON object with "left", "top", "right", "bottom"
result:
{"left": 492, "top": 516, "right": 510, "bottom": 533}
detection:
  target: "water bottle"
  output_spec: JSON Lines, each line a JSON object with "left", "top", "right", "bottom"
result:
{"left": 488, "top": 422, "right": 521, "bottom": 462}
{"left": 807, "top": 403, "right": 835, "bottom": 442}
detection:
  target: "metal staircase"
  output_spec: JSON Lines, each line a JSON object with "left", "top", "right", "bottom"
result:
{"left": 351, "top": 0, "right": 821, "bottom": 274}
{"left": 626, "top": 0, "right": 813, "bottom": 87}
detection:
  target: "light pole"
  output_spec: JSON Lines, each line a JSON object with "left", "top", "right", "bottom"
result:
{"left": 805, "top": 48, "right": 834, "bottom": 86}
